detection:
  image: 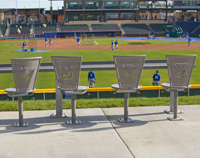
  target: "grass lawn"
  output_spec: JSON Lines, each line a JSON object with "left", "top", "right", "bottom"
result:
{"left": 0, "top": 95, "right": 200, "bottom": 111}
{"left": 0, "top": 38, "right": 199, "bottom": 90}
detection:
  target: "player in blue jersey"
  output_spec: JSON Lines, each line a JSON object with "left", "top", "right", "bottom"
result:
{"left": 74, "top": 32, "right": 76, "bottom": 39}
{"left": 147, "top": 32, "right": 151, "bottom": 39}
{"left": 152, "top": 31, "right": 155, "bottom": 39}
{"left": 115, "top": 40, "right": 118, "bottom": 50}
{"left": 45, "top": 38, "right": 47, "bottom": 46}
{"left": 152, "top": 70, "right": 161, "bottom": 86}
{"left": 77, "top": 37, "right": 80, "bottom": 46}
{"left": 22, "top": 41, "right": 26, "bottom": 51}
{"left": 49, "top": 38, "right": 53, "bottom": 46}
{"left": 88, "top": 70, "right": 96, "bottom": 88}
{"left": 165, "top": 29, "right": 169, "bottom": 37}
{"left": 111, "top": 40, "right": 114, "bottom": 51}
{"left": 188, "top": 37, "right": 191, "bottom": 46}
{"left": 186, "top": 32, "right": 189, "bottom": 39}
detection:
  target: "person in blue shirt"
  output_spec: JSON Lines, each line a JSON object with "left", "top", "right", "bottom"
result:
{"left": 152, "top": 31, "right": 155, "bottom": 39}
{"left": 22, "top": 41, "right": 26, "bottom": 51}
{"left": 111, "top": 40, "right": 114, "bottom": 51}
{"left": 45, "top": 38, "right": 47, "bottom": 46}
{"left": 186, "top": 32, "right": 189, "bottom": 39}
{"left": 165, "top": 29, "right": 169, "bottom": 37}
{"left": 74, "top": 32, "right": 76, "bottom": 39}
{"left": 77, "top": 37, "right": 80, "bottom": 46}
{"left": 152, "top": 70, "right": 161, "bottom": 86}
{"left": 49, "top": 38, "right": 53, "bottom": 46}
{"left": 188, "top": 37, "right": 191, "bottom": 46}
{"left": 88, "top": 70, "right": 96, "bottom": 88}
{"left": 115, "top": 40, "right": 118, "bottom": 50}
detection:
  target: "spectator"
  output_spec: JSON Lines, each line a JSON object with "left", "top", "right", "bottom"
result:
{"left": 88, "top": 70, "right": 96, "bottom": 88}
{"left": 152, "top": 70, "right": 161, "bottom": 86}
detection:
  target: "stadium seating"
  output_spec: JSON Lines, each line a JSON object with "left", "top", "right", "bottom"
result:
{"left": 0, "top": 24, "right": 7, "bottom": 37}
{"left": 91, "top": 24, "right": 120, "bottom": 31}
{"left": 34, "top": 23, "right": 57, "bottom": 35}
{"left": 149, "top": 24, "right": 170, "bottom": 36}
{"left": 60, "top": 24, "right": 89, "bottom": 32}
{"left": 176, "top": 22, "right": 200, "bottom": 34}
{"left": 9, "top": 24, "right": 30, "bottom": 37}
{"left": 121, "top": 24, "right": 150, "bottom": 35}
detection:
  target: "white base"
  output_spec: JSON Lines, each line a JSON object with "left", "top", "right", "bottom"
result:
{"left": 118, "top": 118, "right": 134, "bottom": 123}
{"left": 164, "top": 110, "right": 184, "bottom": 114}
{"left": 50, "top": 113, "right": 67, "bottom": 118}
{"left": 167, "top": 117, "right": 184, "bottom": 121}
{"left": 66, "top": 120, "right": 81, "bottom": 125}
{"left": 13, "top": 122, "right": 29, "bottom": 127}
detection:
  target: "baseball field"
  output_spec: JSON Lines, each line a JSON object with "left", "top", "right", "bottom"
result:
{"left": 0, "top": 37, "right": 200, "bottom": 90}
{"left": 0, "top": 37, "right": 200, "bottom": 110}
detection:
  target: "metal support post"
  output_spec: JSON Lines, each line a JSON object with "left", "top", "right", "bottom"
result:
{"left": 118, "top": 93, "right": 133, "bottom": 123}
{"left": 66, "top": 94, "right": 81, "bottom": 124}
{"left": 14, "top": 96, "right": 28, "bottom": 127}
{"left": 167, "top": 90, "right": 183, "bottom": 121}
{"left": 164, "top": 91, "right": 183, "bottom": 114}
{"left": 50, "top": 77, "right": 67, "bottom": 118}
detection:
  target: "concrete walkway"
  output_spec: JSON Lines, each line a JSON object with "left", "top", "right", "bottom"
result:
{"left": 0, "top": 105, "right": 200, "bottom": 158}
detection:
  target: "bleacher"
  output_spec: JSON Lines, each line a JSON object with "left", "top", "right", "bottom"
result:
{"left": 60, "top": 24, "right": 89, "bottom": 32}
{"left": 34, "top": 23, "right": 57, "bottom": 35}
{"left": 9, "top": 24, "right": 30, "bottom": 37}
{"left": 150, "top": 24, "right": 170, "bottom": 36}
{"left": 91, "top": 24, "right": 120, "bottom": 31}
{"left": 0, "top": 24, "right": 7, "bottom": 37}
{"left": 176, "top": 22, "right": 200, "bottom": 34}
{"left": 121, "top": 24, "right": 151, "bottom": 36}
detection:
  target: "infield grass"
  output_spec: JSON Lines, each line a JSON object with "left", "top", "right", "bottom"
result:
{"left": 0, "top": 38, "right": 199, "bottom": 90}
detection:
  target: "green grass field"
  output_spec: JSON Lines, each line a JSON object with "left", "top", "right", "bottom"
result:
{"left": 0, "top": 38, "right": 199, "bottom": 90}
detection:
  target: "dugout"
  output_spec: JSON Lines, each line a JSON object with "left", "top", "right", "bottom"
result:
{"left": 166, "top": 25, "right": 183, "bottom": 38}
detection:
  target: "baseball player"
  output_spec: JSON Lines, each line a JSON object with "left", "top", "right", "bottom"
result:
{"left": 152, "top": 31, "right": 155, "bottom": 39}
{"left": 88, "top": 70, "right": 96, "bottom": 88}
{"left": 22, "top": 41, "right": 26, "bottom": 51}
{"left": 152, "top": 70, "right": 161, "bottom": 86}
{"left": 45, "top": 38, "right": 47, "bottom": 46}
{"left": 111, "top": 40, "right": 114, "bottom": 51}
{"left": 49, "top": 38, "right": 53, "bottom": 46}
{"left": 115, "top": 40, "right": 118, "bottom": 50}
{"left": 188, "top": 37, "right": 191, "bottom": 46}
{"left": 77, "top": 37, "right": 80, "bottom": 46}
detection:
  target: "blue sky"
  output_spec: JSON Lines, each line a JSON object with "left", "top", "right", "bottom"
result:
{"left": 0, "top": 0, "right": 63, "bottom": 10}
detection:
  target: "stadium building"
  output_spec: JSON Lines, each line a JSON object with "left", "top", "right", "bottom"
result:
{"left": 1, "top": 0, "right": 200, "bottom": 38}
{"left": 62, "top": 0, "right": 200, "bottom": 22}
